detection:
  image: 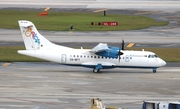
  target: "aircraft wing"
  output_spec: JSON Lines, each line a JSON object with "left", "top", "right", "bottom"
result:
{"left": 90, "top": 43, "right": 109, "bottom": 53}
{"left": 89, "top": 43, "right": 120, "bottom": 58}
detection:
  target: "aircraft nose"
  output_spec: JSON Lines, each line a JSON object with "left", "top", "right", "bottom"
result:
{"left": 161, "top": 60, "right": 166, "bottom": 66}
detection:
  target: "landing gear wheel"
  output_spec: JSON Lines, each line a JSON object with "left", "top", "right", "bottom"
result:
{"left": 93, "top": 69, "right": 97, "bottom": 73}
{"left": 93, "top": 69, "right": 100, "bottom": 73}
{"left": 153, "top": 70, "right": 156, "bottom": 73}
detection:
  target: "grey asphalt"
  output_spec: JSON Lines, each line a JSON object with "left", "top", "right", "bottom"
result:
{"left": 0, "top": 62, "right": 180, "bottom": 109}
{"left": 1, "top": 0, "right": 180, "bottom": 12}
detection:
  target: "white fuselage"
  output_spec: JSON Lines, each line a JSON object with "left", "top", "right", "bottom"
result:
{"left": 18, "top": 45, "right": 166, "bottom": 69}
{"left": 17, "top": 20, "right": 167, "bottom": 72}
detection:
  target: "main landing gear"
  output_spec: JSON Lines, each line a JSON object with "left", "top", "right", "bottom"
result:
{"left": 93, "top": 68, "right": 100, "bottom": 73}
{"left": 152, "top": 68, "right": 157, "bottom": 73}
{"left": 93, "top": 64, "right": 103, "bottom": 73}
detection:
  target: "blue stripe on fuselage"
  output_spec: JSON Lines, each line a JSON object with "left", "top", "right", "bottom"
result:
{"left": 60, "top": 64, "right": 158, "bottom": 69}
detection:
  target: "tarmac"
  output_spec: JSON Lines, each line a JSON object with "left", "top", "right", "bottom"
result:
{"left": 0, "top": 62, "right": 180, "bottom": 109}
{"left": 1, "top": 0, "right": 180, "bottom": 12}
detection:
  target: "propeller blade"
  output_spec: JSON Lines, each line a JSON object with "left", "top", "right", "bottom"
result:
{"left": 118, "top": 39, "right": 125, "bottom": 62}
{"left": 118, "top": 45, "right": 121, "bottom": 62}
{"left": 118, "top": 39, "right": 124, "bottom": 62}
{"left": 118, "top": 50, "right": 123, "bottom": 62}
{"left": 122, "top": 39, "right": 124, "bottom": 50}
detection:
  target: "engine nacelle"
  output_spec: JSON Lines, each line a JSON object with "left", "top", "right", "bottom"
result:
{"left": 95, "top": 49, "right": 119, "bottom": 58}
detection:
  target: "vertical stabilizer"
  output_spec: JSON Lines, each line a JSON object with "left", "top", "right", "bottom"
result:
{"left": 18, "top": 20, "right": 54, "bottom": 50}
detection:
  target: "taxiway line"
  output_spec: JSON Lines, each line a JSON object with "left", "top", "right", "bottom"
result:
{"left": 127, "top": 43, "right": 135, "bottom": 48}
{"left": 2, "top": 63, "right": 11, "bottom": 67}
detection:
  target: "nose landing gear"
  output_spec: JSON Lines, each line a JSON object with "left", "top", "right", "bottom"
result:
{"left": 152, "top": 68, "right": 157, "bottom": 73}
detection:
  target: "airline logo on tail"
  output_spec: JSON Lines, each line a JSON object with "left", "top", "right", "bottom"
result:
{"left": 25, "top": 27, "right": 41, "bottom": 48}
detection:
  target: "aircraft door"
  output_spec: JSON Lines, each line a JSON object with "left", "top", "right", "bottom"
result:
{"left": 61, "top": 54, "right": 67, "bottom": 63}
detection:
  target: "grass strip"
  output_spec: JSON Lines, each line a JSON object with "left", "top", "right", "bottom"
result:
{"left": 0, "top": 46, "right": 45, "bottom": 62}
{"left": 0, "top": 10, "right": 168, "bottom": 31}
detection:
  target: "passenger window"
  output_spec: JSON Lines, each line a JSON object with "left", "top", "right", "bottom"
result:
{"left": 163, "top": 105, "right": 165, "bottom": 108}
{"left": 73, "top": 55, "right": 75, "bottom": 57}
{"left": 94, "top": 56, "right": 96, "bottom": 58}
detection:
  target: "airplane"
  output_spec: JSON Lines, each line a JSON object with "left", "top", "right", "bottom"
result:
{"left": 17, "top": 20, "right": 166, "bottom": 73}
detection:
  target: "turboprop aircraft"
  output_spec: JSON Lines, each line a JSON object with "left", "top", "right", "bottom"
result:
{"left": 17, "top": 20, "right": 166, "bottom": 73}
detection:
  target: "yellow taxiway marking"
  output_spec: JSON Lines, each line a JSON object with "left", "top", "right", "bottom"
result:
{"left": 44, "top": 7, "right": 51, "bottom": 11}
{"left": 2, "top": 63, "right": 11, "bottom": 67}
{"left": 93, "top": 8, "right": 108, "bottom": 13}
{"left": 127, "top": 43, "right": 135, "bottom": 48}
{"left": 68, "top": 31, "right": 73, "bottom": 33}
{"left": 134, "top": 11, "right": 159, "bottom": 15}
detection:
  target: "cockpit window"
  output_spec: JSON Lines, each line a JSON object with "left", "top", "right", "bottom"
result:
{"left": 154, "top": 55, "right": 158, "bottom": 58}
{"left": 148, "top": 54, "right": 158, "bottom": 58}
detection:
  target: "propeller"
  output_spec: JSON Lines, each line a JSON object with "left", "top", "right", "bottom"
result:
{"left": 122, "top": 39, "right": 124, "bottom": 50}
{"left": 118, "top": 39, "right": 125, "bottom": 62}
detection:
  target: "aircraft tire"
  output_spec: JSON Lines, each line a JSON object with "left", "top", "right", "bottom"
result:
{"left": 93, "top": 69, "right": 97, "bottom": 73}
{"left": 93, "top": 69, "right": 100, "bottom": 73}
{"left": 153, "top": 70, "right": 156, "bottom": 73}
